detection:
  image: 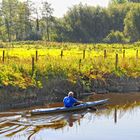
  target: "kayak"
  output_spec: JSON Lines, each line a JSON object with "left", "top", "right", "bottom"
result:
{"left": 31, "top": 99, "right": 109, "bottom": 115}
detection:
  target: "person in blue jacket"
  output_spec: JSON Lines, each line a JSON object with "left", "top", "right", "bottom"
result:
{"left": 63, "top": 91, "right": 82, "bottom": 107}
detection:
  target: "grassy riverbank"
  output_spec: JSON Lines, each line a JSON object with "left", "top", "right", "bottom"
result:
{"left": 0, "top": 41, "right": 140, "bottom": 110}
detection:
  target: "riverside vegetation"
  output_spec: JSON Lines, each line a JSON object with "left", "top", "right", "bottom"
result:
{"left": 1, "top": 0, "right": 140, "bottom": 111}
{"left": 0, "top": 41, "right": 140, "bottom": 110}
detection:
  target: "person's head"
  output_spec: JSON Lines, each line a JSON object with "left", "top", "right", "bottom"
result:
{"left": 68, "top": 91, "right": 74, "bottom": 97}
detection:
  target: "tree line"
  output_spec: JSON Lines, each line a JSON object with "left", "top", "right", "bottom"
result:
{"left": 0, "top": 0, "right": 140, "bottom": 43}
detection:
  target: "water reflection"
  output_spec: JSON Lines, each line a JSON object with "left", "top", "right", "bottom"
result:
{"left": 0, "top": 100, "right": 140, "bottom": 140}
{"left": 0, "top": 110, "right": 91, "bottom": 140}
{"left": 114, "top": 108, "right": 117, "bottom": 123}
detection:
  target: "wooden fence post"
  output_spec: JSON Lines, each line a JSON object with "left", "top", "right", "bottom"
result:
{"left": 136, "top": 50, "right": 138, "bottom": 59}
{"left": 32, "top": 56, "right": 35, "bottom": 75}
{"left": 136, "top": 50, "right": 138, "bottom": 65}
{"left": 123, "top": 50, "right": 125, "bottom": 59}
{"left": 2, "top": 50, "right": 5, "bottom": 63}
{"left": 79, "top": 59, "right": 81, "bottom": 70}
{"left": 104, "top": 50, "right": 107, "bottom": 59}
{"left": 115, "top": 54, "right": 118, "bottom": 70}
{"left": 83, "top": 50, "right": 85, "bottom": 59}
{"left": 60, "top": 50, "right": 63, "bottom": 58}
{"left": 35, "top": 50, "right": 38, "bottom": 62}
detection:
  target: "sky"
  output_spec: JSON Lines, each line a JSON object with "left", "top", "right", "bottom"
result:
{"left": 31, "top": 0, "right": 110, "bottom": 17}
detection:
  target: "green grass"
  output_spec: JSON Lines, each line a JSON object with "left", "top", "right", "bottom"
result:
{"left": 0, "top": 42, "right": 140, "bottom": 89}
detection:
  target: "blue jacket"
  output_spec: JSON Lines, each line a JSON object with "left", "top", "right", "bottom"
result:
{"left": 63, "top": 96, "right": 78, "bottom": 107}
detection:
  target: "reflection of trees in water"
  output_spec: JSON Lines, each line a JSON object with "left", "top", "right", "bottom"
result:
{"left": 27, "top": 120, "right": 67, "bottom": 140}
{"left": 27, "top": 112, "right": 89, "bottom": 139}
{"left": 0, "top": 111, "right": 89, "bottom": 139}
{"left": 3, "top": 122, "right": 67, "bottom": 139}
{"left": 0, "top": 117, "right": 67, "bottom": 139}
{"left": 94, "top": 101, "right": 140, "bottom": 124}
{"left": 0, "top": 113, "right": 85, "bottom": 140}
{"left": 0, "top": 102, "right": 140, "bottom": 139}
{"left": 0, "top": 122, "right": 29, "bottom": 139}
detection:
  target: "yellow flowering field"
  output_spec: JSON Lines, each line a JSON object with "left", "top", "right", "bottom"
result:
{"left": 0, "top": 42, "right": 140, "bottom": 89}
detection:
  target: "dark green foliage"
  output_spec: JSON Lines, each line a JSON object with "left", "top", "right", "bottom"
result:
{"left": 124, "top": 5, "right": 140, "bottom": 42}
{"left": 0, "top": 0, "right": 140, "bottom": 43}
{"left": 109, "top": 0, "right": 128, "bottom": 5}
{"left": 54, "top": 4, "right": 111, "bottom": 43}
{"left": 55, "top": 2, "right": 140, "bottom": 43}
{"left": 103, "top": 30, "right": 127, "bottom": 43}
{"left": 128, "top": 0, "right": 140, "bottom": 2}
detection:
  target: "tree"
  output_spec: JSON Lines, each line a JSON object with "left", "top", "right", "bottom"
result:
{"left": 41, "top": 1, "right": 53, "bottom": 41}
{"left": 1, "top": 0, "right": 19, "bottom": 41}
{"left": 15, "top": 1, "right": 32, "bottom": 40}
{"left": 0, "top": 3, "right": 6, "bottom": 41}
{"left": 128, "top": 0, "right": 140, "bottom": 2}
{"left": 109, "top": 0, "right": 128, "bottom": 5}
{"left": 0, "top": 0, "right": 35, "bottom": 41}
{"left": 103, "top": 30, "right": 127, "bottom": 43}
{"left": 124, "top": 5, "right": 140, "bottom": 42}
{"left": 108, "top": 4, "right": 131, "bottom": 33}
{"left": 51, "top": 18, "right": 65, "bottom": 42}
{"left": 22, "top": 0, "right": 34, "bottom": 40}
{"left": 0, "top": 0, "right": 140, "bottom": 43}
{"left": 58, "top": 4, "right": 111, "bottom": 43}
{"left": 35, "top": 8, "right": 41, "bottom": 40}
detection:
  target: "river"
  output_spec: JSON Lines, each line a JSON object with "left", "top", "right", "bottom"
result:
{"left": 0, "top": 93, "right": 140, "bottom": 140}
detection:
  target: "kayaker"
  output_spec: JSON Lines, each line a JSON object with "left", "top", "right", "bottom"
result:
{"left": 63, "top": 91, "right": 82, "bottom": 108}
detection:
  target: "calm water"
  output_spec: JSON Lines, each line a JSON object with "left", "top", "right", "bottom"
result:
{"left": 0, "top": 100, "right": 140, "bottom": 140}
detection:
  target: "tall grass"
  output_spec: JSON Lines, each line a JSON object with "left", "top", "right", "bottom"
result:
{"left": 0, "top": 42, "right": 140, "bottom": 89}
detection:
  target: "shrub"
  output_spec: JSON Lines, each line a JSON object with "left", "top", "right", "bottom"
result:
{"left": 103, "top": 30, "right": 128, "bottom": 43}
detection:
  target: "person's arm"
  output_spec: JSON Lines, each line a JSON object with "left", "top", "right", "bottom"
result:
{"left": 73, "top": 97, "right": 83, "bottom": 104}
{"left": 77, "top": 100, "right": 83, "bottom": 104}
{"left": 72, "top": 97, "right": 83, "bottom": 104}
